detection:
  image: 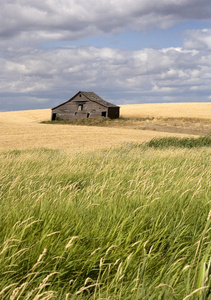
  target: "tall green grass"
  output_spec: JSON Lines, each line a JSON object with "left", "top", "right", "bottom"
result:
{"left": 146, "top": 135, "right": 211, "bottom": 149}
{"left": 0, "top": 145, "right": 210, "bottom": 299}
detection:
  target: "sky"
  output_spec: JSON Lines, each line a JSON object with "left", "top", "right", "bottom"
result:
{"left": 0, "top": 0, "right": 211, "bottom": 111}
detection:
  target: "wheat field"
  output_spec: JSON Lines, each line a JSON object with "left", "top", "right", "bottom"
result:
{"left": 0, "top": 103, "right": 210, "bottom": 151}
{"left": 120, "top": 102, "right": 211, "bottom": 119}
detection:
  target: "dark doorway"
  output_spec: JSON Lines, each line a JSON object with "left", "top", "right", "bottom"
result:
{"left": 87, "top": 113, "right": 90, "bottom": 118}
{"left": 52, "top": 113, "right": 57, "bottom": 121}
{"left": 101, "top": 111, "right": 106, "bottom": 117}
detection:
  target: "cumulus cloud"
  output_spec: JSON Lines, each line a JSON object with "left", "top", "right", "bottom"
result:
{"left": 184, "top": 28, "right": 211, "bottom": 50}
{"left": 1, "top": 27, "right": 211, "bottom": 110}
{"left": 0, "top": 1, "right": 211, "bottom": 110}
{"left": 1, "top": 0, "right": 211, "bottom": 43}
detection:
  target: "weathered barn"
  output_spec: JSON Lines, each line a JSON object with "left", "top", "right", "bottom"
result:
{"left": 51, "top": 91, "right": 120, "bottom": 121}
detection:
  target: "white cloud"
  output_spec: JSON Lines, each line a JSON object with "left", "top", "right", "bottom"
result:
{"left": 184, "top": 29, "right": 211, "bottom": 50}
{"left": 1, "top": 28, "right": 211, "bottom": 109}
{"left": 0, "top": 0, "right": 211, "bottom": 44}
{"left": 0, "top": 1, "right": 211, "bottom": 110}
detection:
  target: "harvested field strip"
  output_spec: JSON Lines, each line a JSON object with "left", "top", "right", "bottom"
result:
{"left": 43, "top": 116, "right": 211, "bottom": 136}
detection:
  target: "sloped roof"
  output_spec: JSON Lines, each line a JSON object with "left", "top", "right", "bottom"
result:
{"left": 52, "top": 91, "right": 119, "bottom": 109}
{"left": 81, "top": 92, "right": 118, "bottom": 107}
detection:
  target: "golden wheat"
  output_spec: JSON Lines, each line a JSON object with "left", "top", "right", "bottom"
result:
{"left": 0, "top": 103, "right": 209, "bottom": 151}
{"left": 120, "top": 103, "right": 211, "bottom": 119}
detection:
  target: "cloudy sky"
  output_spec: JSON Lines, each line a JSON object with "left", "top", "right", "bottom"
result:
{"left": 1, "top": 0, "right": 211, "bottom": 111}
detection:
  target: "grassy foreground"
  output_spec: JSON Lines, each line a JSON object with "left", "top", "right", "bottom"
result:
{"left": 0, "top": 144, "right": 210, "bottom": 299}
{"left": 146, "top": 136, "right": 211, "bottom": 148}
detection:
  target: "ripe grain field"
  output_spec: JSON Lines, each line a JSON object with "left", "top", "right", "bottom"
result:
{"left": 0, "top": 103, "right": 210, "bottom": 151}
{"left": 120, "top": 102, "right": 211, "bottom": 119}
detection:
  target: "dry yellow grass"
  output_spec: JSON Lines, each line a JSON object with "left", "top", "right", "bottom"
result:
{"left": 120, "top": 102, "right": 211, "bottom": 119}
{"left": 0, "top": 103, "right": 208, "bottom": 152}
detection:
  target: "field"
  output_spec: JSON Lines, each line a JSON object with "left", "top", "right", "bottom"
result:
{"left": 0, "top": 103, "right": 210, "bottom": 299}
{"left": 0, "top": 103, "right": 211, "bottom": 151}
{"left": 120, "top": 103, "right": 211, "bottom": 119}
{"left": 120, "top": 103, "right": 211, "bottom": 135}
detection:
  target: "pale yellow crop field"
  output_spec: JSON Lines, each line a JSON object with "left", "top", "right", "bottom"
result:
{"left": 0, "top": 103, "right": 209, "bottom": 152}
{"left": 120, "top": 102, "right": 211, "bottom": 119}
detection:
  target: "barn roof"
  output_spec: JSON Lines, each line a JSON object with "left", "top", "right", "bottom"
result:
{"left": 52, "top": 91, "right": 119, "bottom": 109}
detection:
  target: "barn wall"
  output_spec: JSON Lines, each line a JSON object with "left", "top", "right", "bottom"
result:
{"left": 108, "top": 107, "right": 120, "bottom": 119}
{"left": 52, "top": 93, "right": 119, "bottom": 121}
{"left": 52, "top": 93, "right": 109, "bottom": 120}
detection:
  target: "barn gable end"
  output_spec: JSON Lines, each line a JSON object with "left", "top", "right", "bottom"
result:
{"left": 51, "top": 91, "right": 120, "bottom": 121}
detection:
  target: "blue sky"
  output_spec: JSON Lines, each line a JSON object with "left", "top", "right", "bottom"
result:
{"left": 0, "top": 0, "right": 211, "bottom": 111}
{"left": 41, "top": 21, "right": 209, "bottom": 50}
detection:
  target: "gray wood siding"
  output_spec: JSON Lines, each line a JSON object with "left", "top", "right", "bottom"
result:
{"left": 52, "top": 94, "right": 109, "bottom": 120}
{"left": 52, "top": 92, "right": 119, "bottom": 121}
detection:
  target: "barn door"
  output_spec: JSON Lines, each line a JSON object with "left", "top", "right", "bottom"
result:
{"left": 52, "top": 113, "right": 57, "bottom": 121}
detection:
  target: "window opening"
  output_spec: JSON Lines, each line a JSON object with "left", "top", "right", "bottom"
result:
{"left": 101, "top": 111, "right": 106, "bottom": 117}
{"left": 78, "top": 104, "right": 83, "bottom": 111}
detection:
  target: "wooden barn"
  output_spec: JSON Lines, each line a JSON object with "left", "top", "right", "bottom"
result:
{"left": 51, "top": 91, "right": 120, "bottom": 121}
